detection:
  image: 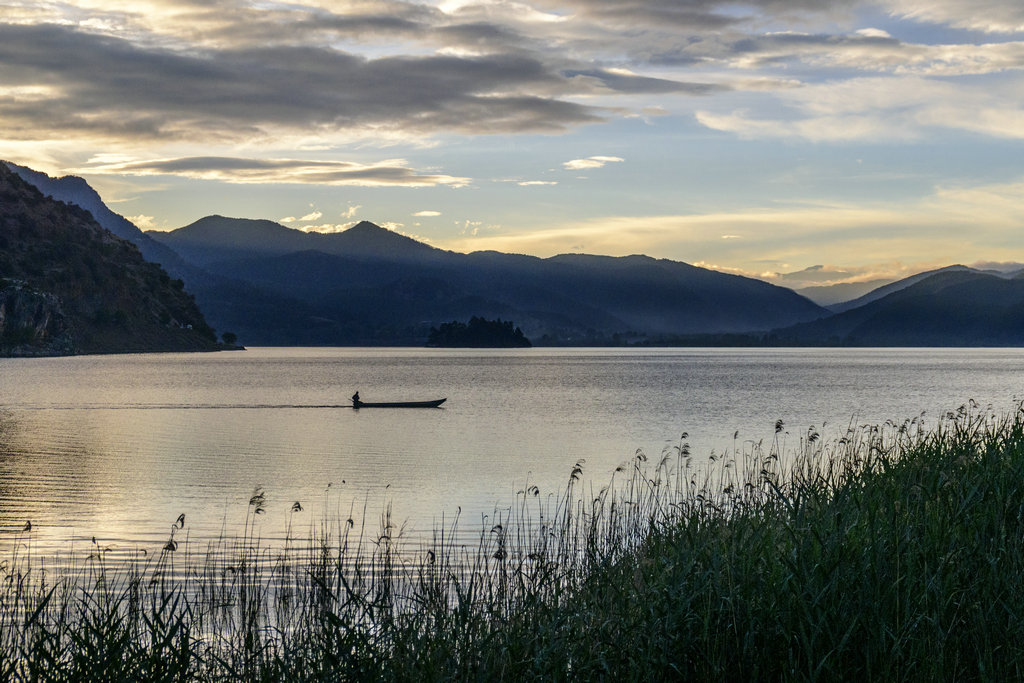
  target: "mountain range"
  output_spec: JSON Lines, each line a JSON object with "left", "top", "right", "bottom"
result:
{"left": 773, "top": 269, "right": 1024, "bottom": 346}
{"left": 824, "top": 265, "right": 1019, "bottom": 314}
{"left": 144, "top": 215, "right": 827, "bottom": 344}
{"left": 5, "top": 160, "right": 1024, "bottom": 348}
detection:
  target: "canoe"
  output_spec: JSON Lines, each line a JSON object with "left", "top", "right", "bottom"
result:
{"left": 352, "top": 398, "right": 446, "bottom": 409}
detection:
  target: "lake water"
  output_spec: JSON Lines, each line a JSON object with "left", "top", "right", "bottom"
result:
{"left": 1, "top": 347, "right": 1023, "bottom": 558}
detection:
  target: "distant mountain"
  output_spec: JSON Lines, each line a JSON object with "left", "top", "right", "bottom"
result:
{"left": 538, "top": 253, "right": 825, "bottom": 336}
{"left": 795, "top": 278, "right": 894, "bottom": 307}
{"left": 772, "top": 269, "right": 1024, "bottom": 346}
{"left": 828, "top": 265, "right": 987, "bottom": 314}
{"left": 4, "top": 161, "right": 187, "bottom": 270}
{"left": 970, "top": 261, "right": 1024, "bottom": 276}
{"left": 149, "top": 217, "right": 828, "bottom": 344}
{"left": 148, "top": 216, "right": 441, "bottom": 267}
{"left": 0, "top": 163, "right": 220, "bottom": 355}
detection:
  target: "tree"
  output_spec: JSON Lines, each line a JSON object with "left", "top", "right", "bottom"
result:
{"left": 426, "top": 317, "right": 531, "bottom": 348}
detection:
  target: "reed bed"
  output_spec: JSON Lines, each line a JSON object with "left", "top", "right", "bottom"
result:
{"left": 3, "top": 402, "right": 1024, "bottom": 680}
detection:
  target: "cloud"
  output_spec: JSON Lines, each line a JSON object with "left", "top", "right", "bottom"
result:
{"left": 647, "top": 28, "right": 1024, "bottom": 78}
{"left": 299, "top": 222, "right": 358, "bottom": 234}
{"left": 299, "top": 210, "right": 323, "bottom": 221}
{"left": 882, "top": 0, "right": 1024, "bottom": 33}
{"left": 413, "top": 210, "right": 441, "bottom": 216}
{"left": 79, "top": 156, "right": 472, "bottom": 187}
{"left": 341, "top": 204, "right": 362, "bottom": 219}
{"left": 0, "top": 23, "right": 600, "bottom": 143}
{"left": 8, "top": 0, "right": 1016, "bottom": 156}
{"left": 766, "top": 263, "right": 901, "bottom": 288}
{"left": 0, "top": 14, "right": 728, "bottom": 147}
{"left": 563, "top": 68, "right": 725, "bottom": 95}
{"left": 7, "top": 0, "right": 1024, "bottom": 268}
{"left": 444, "top": 177, "right": 1024, "bottom": 271}
{"left": 689, "top": 260, "right": 932, "bottom": 287}
{"left": 459, "top": 219, "right": 484, "bottom": 236}
{"left": 126, "top": 214, "right": 156, "bottom": 229}
{"left": 562, "top": 155, "right": 625, "bottom": 170}
{"left": 969, "top": 260, "right": 1024, "bottom": 273}
{"left": 695, "top": 74, "right": 1024, "bottom": 141}
{"left": 530, "top": 0, "right": 766, "bottom": 30}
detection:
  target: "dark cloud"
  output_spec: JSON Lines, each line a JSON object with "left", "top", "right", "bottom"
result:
{"left": 221, "top": 14, "right": 426, "bottom": 44}
{"left": 734, "top": 32, "right": 901, "bottom": 55}
{"left": 175, "top": 1, "right": 541, "bottom": 57}
{"left": 435, "top": 22, "right": 529, "bottom": 52}
{"left": 533, "top": 0, "right": 742, "bottom": 29}
{"left": 0, "top": 23, "right": 611, "bottom": 141}
{"left": 197, "top": 2, "right": 438, "bottom": 45}
{"left": 532, "top": 0, "right": 861, "bottom": 30}
{"left": 511, "top": 0, "right": 874, "bottom": 72}
{"left": 564, "top": 69, "right": 725, "bottom": 94}
{"left": 84, "top": 156, "right": 471, "bottom": 187}
{"left": 0, "top": 0, "right": 908, "bottom": 149}
{"left": 644, "top": 30, "right": 902, "bottom": 67}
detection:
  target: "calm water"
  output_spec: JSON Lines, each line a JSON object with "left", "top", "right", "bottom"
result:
{"left": 1, "top": 347, "right": 1023, "bottom": 557}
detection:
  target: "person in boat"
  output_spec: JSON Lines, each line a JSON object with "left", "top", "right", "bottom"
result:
{"left": 351, "top": 391, "right": 361, "bottom": 408}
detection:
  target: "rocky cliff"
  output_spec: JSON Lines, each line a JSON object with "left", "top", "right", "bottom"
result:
{"left": 0, "top": 279, "right": 74, "bottom": 356}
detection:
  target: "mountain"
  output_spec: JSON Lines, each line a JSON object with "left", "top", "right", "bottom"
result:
{"left": 538, "top": 253, "right": 824, "bottom": 335}
{"left": 772, "top": 269, "right": 1024, "bottom": 346}
{"left": 6, "top": 166, "right": 324, "bottom": 347}
{"left": 0, "top": 163, "right": 220, "bottom": 355}
{"left": 795, "top": 278, "right": 895, "bottom": 307}
{"left": 828, "top": 265, "right": 987, "bottom": 314}
{"left": 148, "top": 216, "right": 442, "bottom": 267}
{"left": 149, "top": 217, "right": 828, "bottom": 345}
{"left": 4, "top": 161, "right": 187, "bottom": 270}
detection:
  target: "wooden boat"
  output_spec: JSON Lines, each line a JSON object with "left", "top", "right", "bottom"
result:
{"left": 352, "top": 398, "right": 446, "bottom": 409}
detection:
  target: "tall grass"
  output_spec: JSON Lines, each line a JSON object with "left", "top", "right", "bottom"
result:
{"left": 4, "top": 403, "right": 1024, "bottom": 680}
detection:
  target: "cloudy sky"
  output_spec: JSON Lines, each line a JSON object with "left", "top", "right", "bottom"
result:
{"left": 3, "top": 0, "right": 1024, "bottom": 287}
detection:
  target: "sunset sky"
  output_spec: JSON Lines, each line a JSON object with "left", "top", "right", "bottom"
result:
{"left": 2, "top": 0, "right": 1024, "bottom": 288}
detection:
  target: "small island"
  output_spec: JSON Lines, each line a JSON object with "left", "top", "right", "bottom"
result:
{"left": 426, "top": 316, "right": 532, "bottom": 348}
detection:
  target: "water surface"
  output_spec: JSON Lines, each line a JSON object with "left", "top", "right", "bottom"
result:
{"left": 1, "top": 347, "right": 1022, "bottom": 557}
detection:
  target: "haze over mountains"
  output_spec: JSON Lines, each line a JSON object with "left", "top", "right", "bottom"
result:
{"left": 5, "top": 160, "right": 1024, "bottom": 349}
{"left": 795, "top": 279, "right": 896, "bottom": 308}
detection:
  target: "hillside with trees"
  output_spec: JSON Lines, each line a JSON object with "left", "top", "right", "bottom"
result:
{"left": 427, "top": 317, "right": 532, "bottom": 347}
{"left": 0, "top": 163, "right": 221, "bottom": 356}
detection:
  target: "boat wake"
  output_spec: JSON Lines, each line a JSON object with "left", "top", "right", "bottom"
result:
{"left": 6, "top": 403, "right": 360, "bottom": 411}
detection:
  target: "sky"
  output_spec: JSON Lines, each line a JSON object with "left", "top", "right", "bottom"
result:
{"left": 2, "top": 0, "right": 1024, "bottom": 289}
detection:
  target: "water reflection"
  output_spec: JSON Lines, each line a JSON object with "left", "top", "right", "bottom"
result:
{"left": 1, "top": 347, "right": 1023, "bottom": 562}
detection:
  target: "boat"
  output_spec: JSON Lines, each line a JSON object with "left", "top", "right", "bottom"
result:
{"left": 352, "top": 398, "right": 446, "bottom": 409}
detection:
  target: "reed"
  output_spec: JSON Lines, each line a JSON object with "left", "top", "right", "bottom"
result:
{"left": 3, "top": 402, "right": 1024, "bottom": 680}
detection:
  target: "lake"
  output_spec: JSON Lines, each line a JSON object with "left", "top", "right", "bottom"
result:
{"left": 1, "top": 347, "right": 1022, "bottom": 559}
